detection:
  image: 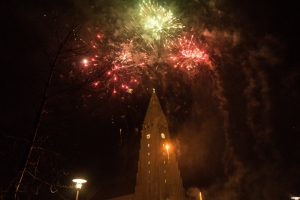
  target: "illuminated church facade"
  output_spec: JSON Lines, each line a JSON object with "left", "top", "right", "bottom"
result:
{"left": 109, "top": 89, "right": 186, "bottom": 200}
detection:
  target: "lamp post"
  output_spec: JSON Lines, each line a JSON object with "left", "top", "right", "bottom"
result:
{"left": 72, "top": 179, "right": 87, "bottom": 200}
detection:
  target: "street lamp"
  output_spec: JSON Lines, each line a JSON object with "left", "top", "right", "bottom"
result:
{"left": 291, "top": 198, "right": 300, "bottom": 200}
{"left": 72, "top": 179, "right": 87, "bottom": 200}
{"left": 166, "top": 144, "right": 169, "bottom": 162}
{"left": 199, "top": 192, "right": 203, "bottom": 200}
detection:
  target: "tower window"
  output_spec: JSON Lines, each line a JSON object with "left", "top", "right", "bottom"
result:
{"left": 148, "top": 161, "right": 150, "bottom": 164}
{"left": 148, "top": 152, "right": 150, "bottom": 155}
{"left": 148, "top": 144, "right": 150, "bottom": 147}
{"left": 148, "top": 170, "right": 150, "bottom": 174}
{"left": 165, "top": 179, "right": 166, "bottom": 183}
{"left": 164, "top": 170, "right": 166, "bottom": 173}
{"left": 164, "top": 161, "right": 165, "bottom": 164}
{"left": 161, "top": 133, "right": 165, "bottom": 139}
{"left": 146, "top": 134, "right": 151, "bottom": 139}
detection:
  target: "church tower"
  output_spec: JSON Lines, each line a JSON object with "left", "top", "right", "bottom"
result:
{"left": 134, "top": 89, "right": 186, "bottom": 200}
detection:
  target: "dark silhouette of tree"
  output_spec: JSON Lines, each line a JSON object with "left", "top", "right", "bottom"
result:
{"left": 1, "top": 23, "right": 111, "bottom": 200}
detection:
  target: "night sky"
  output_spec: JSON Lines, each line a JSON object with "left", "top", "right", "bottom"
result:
{"left": 1, "top": 0, "right": 300, "bottom": 199}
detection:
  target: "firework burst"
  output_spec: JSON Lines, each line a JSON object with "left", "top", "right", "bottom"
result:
{"left": 74, "top": 3, "right": 210, "bottom": 95}
{"left": 128, "top": 1, "right": 184, "bottom": 61}
{"left": 168, "top": 35, "right": 209, "bottom": 71}
{"left": 84, "top": 34, "right": 150, "bottom": 94}
{"left": 139, "top": 1, "right": 183, "bottom": 41}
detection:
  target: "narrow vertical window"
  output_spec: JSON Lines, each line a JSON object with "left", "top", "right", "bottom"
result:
{"left": 148, "top": 161, "right": 150, "bottom": 164}
{"left": 148, "top": 144, "right": 150, "bottom": 147}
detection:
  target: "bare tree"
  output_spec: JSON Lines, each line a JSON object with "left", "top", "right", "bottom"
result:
{"left": 2, "top": 23, "right": 110, "bottom": 200}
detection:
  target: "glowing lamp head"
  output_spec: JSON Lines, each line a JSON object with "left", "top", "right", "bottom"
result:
{"left": 291, "top": 198, "right": 300, "bottom": 200}
{"left": 72, "top": 179, "right": 87, "bottom": 189}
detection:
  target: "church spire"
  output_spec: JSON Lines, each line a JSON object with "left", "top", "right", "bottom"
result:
{"left": 143, "top": 88, "right": 167, "bottom": 127}
{"left": 134, "top": 89, "right": 186, "bottom": 200}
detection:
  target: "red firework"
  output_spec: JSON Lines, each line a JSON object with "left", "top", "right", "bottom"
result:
{"left": 168, "top": 35, "right": 208, "bottom": 70}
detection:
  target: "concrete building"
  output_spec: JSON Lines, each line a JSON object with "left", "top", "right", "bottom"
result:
{"left": 109, "top": 89, "right": 186, "bottom": 200}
